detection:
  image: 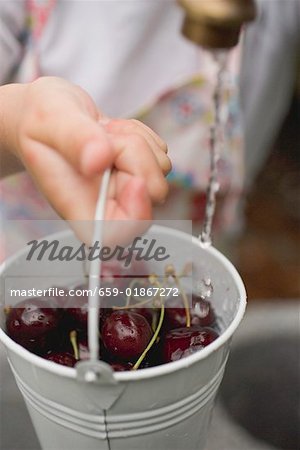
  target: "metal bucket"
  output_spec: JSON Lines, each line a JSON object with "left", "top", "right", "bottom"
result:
{"left": 0, "top": 225, "right": 246, "bottom": 450}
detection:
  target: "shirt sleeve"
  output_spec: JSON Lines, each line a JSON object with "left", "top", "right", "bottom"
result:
{"left": 0, "top": 0, "right": 26, "bottom": 84}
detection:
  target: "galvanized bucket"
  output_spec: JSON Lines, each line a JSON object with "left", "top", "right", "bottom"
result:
{"left": 0, "top": 225, "right": 246, "bottom": 450}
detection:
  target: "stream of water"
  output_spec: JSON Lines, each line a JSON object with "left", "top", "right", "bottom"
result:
{"left": 200, "top": 51, "right": 229, "bottom": 246}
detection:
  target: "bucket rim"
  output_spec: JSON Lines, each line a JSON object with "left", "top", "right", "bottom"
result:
{"left": 0, "top": 225, "right": 246, "bottom": 381}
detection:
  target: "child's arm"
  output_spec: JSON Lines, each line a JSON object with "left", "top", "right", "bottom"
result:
{"left": 0, "top": 77, "right": 171, "bottom": 222}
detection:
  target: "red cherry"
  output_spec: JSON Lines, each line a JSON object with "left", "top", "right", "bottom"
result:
{"left": 165, "top": 294, "right": 215, "bottom": 330}
{"left": 163, "top": 326, "right": 218, "bottom": 363}
{"left": 109, "top": 361, "right": 134, "bottom": 372}
{"left": 65, "top": 284, "right": 124, "bottom": 331}
{"left": 45, "top": 351, "right": 77, "bottom": 367}
{"left": 139, "top": 342, "right": 163, "bottom": 369}
{"left": 128, "top": 306, "right": 154, "bottom": 325}
{"left": 102, "top": 310, "right": 153, "bottom": 362}
{"left": 6, "top": 298, "right": 62, "bottom": 353}
{"left": 66, "top": 331, "right": 91, "bottom": 361}
{"left": 66, "top": 284, "right": 89, "bottom": 328}
{"left": 49, "top": 286, "right": 70, "bottom": 309}
{"left": 99, "top": 294, "right": 124, "bottom": 326}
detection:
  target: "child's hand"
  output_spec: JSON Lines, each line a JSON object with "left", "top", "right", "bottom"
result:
{"left": 1, "top": 77, "right": 171, "bottom": 224}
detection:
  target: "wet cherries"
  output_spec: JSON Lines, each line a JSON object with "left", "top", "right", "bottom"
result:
{"left": 45, "top": 351, "right": 77, "bottom": 368}
{"left": 5, "top": 298, "right": 61, "bottom": 353}
{"left": 5, "top": 262, "right": 220, "bottom": 370}
{"left": 165, "top": 294, "right": 215, "bottom": 330}
{"left": 163, "top": 326, "right": 219, "bottom": 363}
{"left": 102, "top": 311, "right": 153, "bottom": 361}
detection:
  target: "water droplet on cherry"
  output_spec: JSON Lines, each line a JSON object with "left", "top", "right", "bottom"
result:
{"left": 163, "top": 326, "right": 219, "bottom": 363}
{"left": 102, "top": 310, "right": 153, "bottom": 362}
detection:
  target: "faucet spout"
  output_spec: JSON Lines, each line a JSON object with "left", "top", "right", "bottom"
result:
{"left": 178, "top": 0, "right": 257, "bottom": 49}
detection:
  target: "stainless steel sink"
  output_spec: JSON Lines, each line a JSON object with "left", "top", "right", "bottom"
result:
{"left": 219, "top": 336, "right": 299, "bottom": 449}
{"left": 214, "top": 301, "right": 299, "bottom": 450}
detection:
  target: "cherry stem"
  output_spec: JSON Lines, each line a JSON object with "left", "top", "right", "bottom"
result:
{"left": 165, "top": 265, "right": 191, "bottom": 328}
{"left": 179, "top": 262, "right": 193, "bottom": 278}
{"left": 70, "top": 330, "right": 79, "bottom": 361}
{"left": 4, "top": 306, "right": 11, "bottom": 315}
{"left": 151, "top": 310, "right": 158, "bottom": 332}
{"left": 132, "top": 274, "right": 166, "bottom": 370}
{"left": 125, "top": 279, "right": 145, "bottom": 307}
{"left": 163, "top": 263, "right": 192, "bottom": 286}
{"left": 132, "top": 303, "right": 165, "bottom": 371}
{"left": 113, "top": 296, "right": 154, "bottom": 310}
{"left": 113, "top": 273, "right": 162, "bottom": 310}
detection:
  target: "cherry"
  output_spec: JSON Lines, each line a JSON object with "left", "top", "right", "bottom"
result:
{"left": 65, "top": 284, "right": 124, "bottom": 330}
{"left": 165, "top": 294, "right": 215, "bottom": 330}
{"left": 128, "top": 306, "right": 154, "bottom": 325}
{"left": 65, "top": 284, "right": 89, "bottom": 329}
{"left": 6, "top": 298, "right": 62, "bottom": 353}
{"left": 49, "top": 286, "right": 70, "bottom": 309}
{"left": 5, "top": 266, "right": 219, "bottom": 370}
{"left": 56, "top": 328, "right": 93, "bottom": 361}
{"left": 99, "top": 294, "right": 125, "bottom": 326}
{"left": 139, "top": 342, "right": 163, "bottom": 369}
{"left": 102, "top": 310, "right": 153, "bottom": 362}
{"left": 162, "top": 326, "right": 219, "bottom": 363}
{"left": 109, "top": 361, "right": 134, "bottom": 372}
{"left": 45, "top": 351, "right": 77, "bottom": 367}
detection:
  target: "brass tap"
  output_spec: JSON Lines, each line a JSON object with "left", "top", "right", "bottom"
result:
{"left": 178, "top": 0, "right": 257, "bottom": 49}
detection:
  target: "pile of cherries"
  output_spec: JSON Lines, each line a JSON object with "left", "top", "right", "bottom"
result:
{"left": 5, "top": 261, "right": 219, "bottom": 371}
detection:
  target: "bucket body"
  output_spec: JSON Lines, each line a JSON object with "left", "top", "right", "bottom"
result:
{"left": 0, "top": 226, "right": 246, "bottom": 450}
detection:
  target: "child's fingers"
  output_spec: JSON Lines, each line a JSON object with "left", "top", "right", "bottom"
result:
{"left": 20, "top": 139, "right": 153, "bottom": 244}
{"left": 113, "top": 176, "right": 152, "bottom": 220}
{"left": 130, "top": 119, "right": 168, "bottom": 154}
{"left": 102, "top": 118, "right": 168, "bottom": 152}
{"left": 107, "top": 133, "right": 169, "bottom": 204}
{"left": 19, "top": 78, "right": 169, "bottom": 206}
{"left": 21, "top": 140, "right": 152, "bottom": 220}
{"left": 102, "top": 119, "right": 171, "bottom": 175}
{"left": 20, "top": 107, "right": 114, "bottom": 177}
{"left": 102, "top": 174, "right": 152, "bottom": 247}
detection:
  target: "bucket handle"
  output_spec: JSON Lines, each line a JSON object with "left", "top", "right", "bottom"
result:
{"left": 75, "top": 169, "right": 117, "bottom": 387}
{"left": 76, "top": 360, "right": 116, "bottom": 385}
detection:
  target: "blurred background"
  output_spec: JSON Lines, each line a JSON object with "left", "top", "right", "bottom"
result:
{"left": 209, "top": 81, "right": 300, "bottom": 450}
{"left": 236, "top": 86, "right": 300, "bottom": 300}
